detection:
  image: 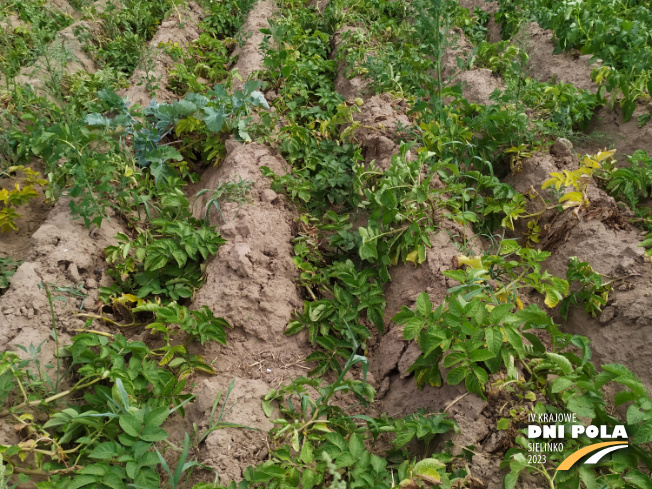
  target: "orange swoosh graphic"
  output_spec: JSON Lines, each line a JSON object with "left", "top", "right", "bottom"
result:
{"left": 557, "top": 441, "right": 628, "bottom": 471}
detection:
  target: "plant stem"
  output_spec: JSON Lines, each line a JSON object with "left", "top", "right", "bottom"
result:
{"left": 76, "top": 312, "right": 142, "bottom": 328}
{"left": 40, "top": 282, "right": 62, "bottom": 391}
{"left": 73, "top": 328, "right": 116, "bottom": 338}
{"left": 10, "top": 367, "right": 29, "bottom": 403}
{"left": 1, "top": 377, "right": 102, "bottom": 416}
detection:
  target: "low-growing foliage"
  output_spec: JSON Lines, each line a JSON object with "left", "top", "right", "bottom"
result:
{"left": 0, "top": 165, "right": 46, "bottom": 232}
{"left": 500, "top": 0, "right": 652, "bottom": 123}
{"left": 0, "top": 258, "right": 21, "bottom": 295}
{"left": 560, "top": 257, "right": 612, "bottom": 320}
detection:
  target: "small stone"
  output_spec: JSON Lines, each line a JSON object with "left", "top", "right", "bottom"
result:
{"left": 236, "top": 222, "right": 251, "bottom": 238}
{"left": 82, "top": 299, "right": 95, "bottom": 311}
{"left": 266, "top": 90, "right": 278, "bottom": 101}
{"left": 3, "top": 308, "right": 14, "bottom": 315}
{"left": 377, "top": 376, "right": 390, "bottom": 399}
{"left": 260, "top": 189, "right": 279, "bottom": 203}
{"left": 484, "top": 431, "right": 507, "bottom": 453}
{"left": 26, "top": 308, "right": 34, "bottom": 319}
{"left": 86, "top": 278, "right": 98, "bottom": 289}
{"left": 259, "top": 301, "right": 275, "bottom": 313}
{"left": 19, "top": 306, "right": 27, "bottom": 315}
{"left": 550, "top": 138, "right": 574, "bottom": 158}
{"left": 398, "top": 342, "right": 422, "bottom": 378}
{"left": 99, "top": 275, "right": 113, "bottom": 288}
{"left": 599, "top": 306, "right": 616, "bottom": 324}
{"left": 68, "top": 263, "right": 81, "bottom": 283}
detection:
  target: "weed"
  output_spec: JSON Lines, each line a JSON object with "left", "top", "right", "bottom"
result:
{"left": 157, "top": 433, "right": 201, "bottom": 489}
{"left": 194, "top": 177, "right": 253, "bottom": 224}
{"left": 0, "top": 258, "right": 21, "bottom": 294}
{"left": 137, "top": 48, "right": 161, "bottom": 98}
{"left": 193, "top": 380, "right": 255, "bottom": 447}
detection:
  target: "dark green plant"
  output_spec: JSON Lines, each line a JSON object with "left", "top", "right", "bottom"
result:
{"left": 102, "top": 190, "right": 226, "bottom": 302}
{"left": 0, "top": 257, "right": 21, "bottom": 294}
{"left": 284, "top": 260, "right": 385, "bottom": 375}
{"left": 509, "top": 0, "right": 652, "bottom": 122}
{"left": 601, "top": 150, "right": 652, "bottom": 209}
{"left": 560, "top": 257, "right": 612, "bottom": 320}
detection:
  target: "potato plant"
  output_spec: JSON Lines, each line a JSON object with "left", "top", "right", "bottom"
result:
{"left": 499, "top": 0, "right": 652, "bottom": 122}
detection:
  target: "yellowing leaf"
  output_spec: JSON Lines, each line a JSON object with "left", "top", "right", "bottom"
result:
{"left": 516, "top": 297, "right": 524, "bottom": 310}
{"left": 458, "top": 255, "right": 483, "bottom": 269}
{"left": 415, "top": 468, "right": 441, "bottom": 485}
{"left": 406, "top": 249, "right": 419, "bottom": 267}
{"left": 542, "top": 175, "right": 562, "bottom": 190}
{"left": 594, "top": 149, "right": 616, "bottom": 162}
{"left": 544, "top": 290, "right": 561, "bottom": 308}
{"left": 559, "top": 191, "right": 583, "bottom": 203}
{"left": 312, "top": 423, "right": 332, "bottom": 432}
{"left": 581, "top": 157, "right": 600, "bottom": 169}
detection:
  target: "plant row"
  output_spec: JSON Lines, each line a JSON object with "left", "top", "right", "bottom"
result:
{"left": 0, "top": 0, "right": 269, "bottom": 487}
{"left": 222, "top": 0, "right": 652, "bottom": 488}
{"left": 496, "top": 0, "right": 652, "bottom": 124}
{"left": 2, "top": 0, "right": 652, "bottom": 488}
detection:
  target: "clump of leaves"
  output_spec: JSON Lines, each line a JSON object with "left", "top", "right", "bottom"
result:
{"left": 285, "top": 259, "right": 385, "bottom": 376}
{"left": 166, "top": 34, "right": 236, "bottom": 95}
{"left": 101, "top": 188, "right": 225, "bottom": 303}
{"left": 91, "top": 0, "right": 175, "bottom": 74}
{"left": 601, "top": 150, "right": 652, "bottom": 209}
{"left": 560, "top": 257, "right": 612, "bottom": 320}
{"left": 0, "top": 328, "right": 200, "bottom": 487}
{"left": 194, "top": 176, "right": 253, "bottom": 224}
{"left": 0, "top": 257, "right": 21, "bottom": 294}
{"left": 394, "top": 239, "right": 571, "bottom": 396}
{"left": 0, "top": 0, "right": 73, "bottom": 79}
{"left": 513, "top": 150, "right": 616, "bottom": 244}
{"left": 353, "top": 143, "right": 436, "bottom": 280}
{"left": 33, "top": 81, "right": 268, "bottom": 229}
{"left": 542, "top": 150, "right": 615, "bottom": 208}
{"left": 0, "top": 165, "right": 47, "bottom": 232}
